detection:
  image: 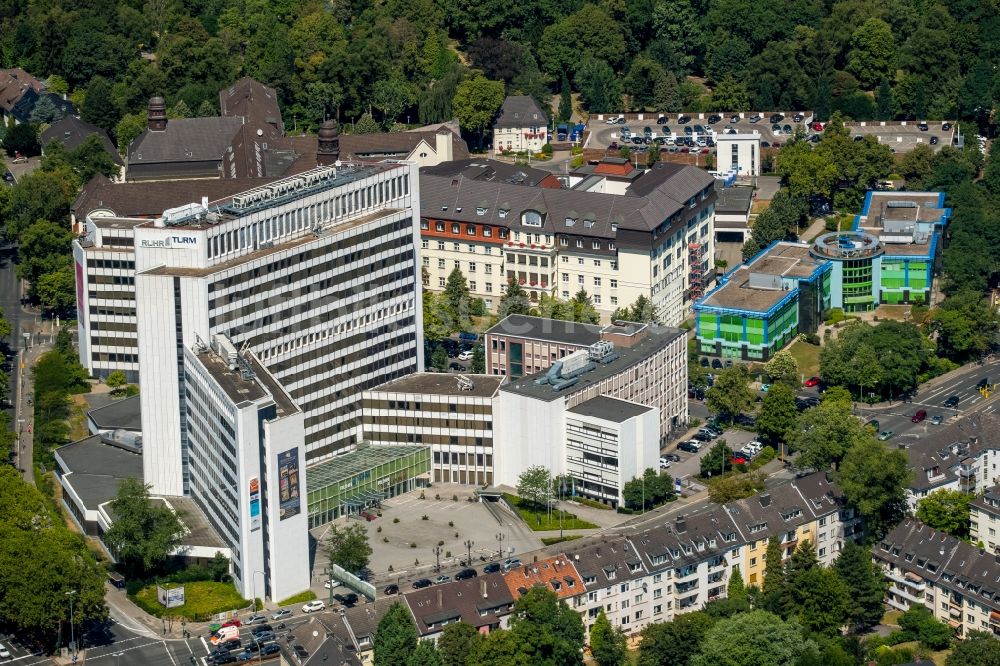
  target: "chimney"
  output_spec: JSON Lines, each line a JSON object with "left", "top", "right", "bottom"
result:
{"left": 436, "top": 128, "right": 453, "bottom": 163}
{"left": 317, "top": 119, "right": 340, "bottom": 166}
{"left": 147, "top": 96, "right": 167, "bottom": 132}
{"left": 437, "top": 589, "right": 443, "bottom": 608}
{"left": 675, "top": 515, "right": 687, "bottom": 533}
{"left": 759, "top": 493, "right": 771, "bottom": 507}
{"left": 481, "top": 579, "right": 487, "bottom": 598}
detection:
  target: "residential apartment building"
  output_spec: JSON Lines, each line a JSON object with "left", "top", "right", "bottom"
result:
{"left": 564, "top": 534, "right": 653, "bottom": 635}
{"left": 492, "top": 95, "right": 549, "bottom": 154}
{"left": 876, "top": 517, "right": 1000, "bottom": 638}
{"left": 419, "top": 161, "right": 717, "bottom": 325}
{"left": 405, "top": 573, "right": 516, "bottom": 640}
{"left": 723, "top": 471, "right": 862, "bottom": 586}
{"left": 898, "top": 414, "right": 1000, "bottom": 510}
{"left": 361, "top": 373, "right": 504, "bottom": 485}
{"left": 971, "top": 486, "right": 1000, "bottom": 553}
{"left": 132, "top": 162, "right": 422, "bottom": 497}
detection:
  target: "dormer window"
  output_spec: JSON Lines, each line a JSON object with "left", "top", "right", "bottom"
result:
{"left": 476, "top": 207, "right": 487, "bottom": 216}
{"left": 565, "top": 217, "right": 576, "bottom": 226}
{"left": 499, "top": 209, "right": 509, "bottom": 219}
{"left": 584, "top": 219, "right": 594, "bottom": 228}
{"left": 611, "top": 223, "right": 618, "bottom": 232}
{"left": 522, "top": 210, "right": 542, "bottom": 227}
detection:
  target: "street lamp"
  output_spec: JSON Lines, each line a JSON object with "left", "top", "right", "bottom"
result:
{"left": 322, "top": 566, "right": 337, "bottom": 607}
{"left": 65, "top": 589, "right": 77, "bottom": 655}
{"left": 114, "top": 652, "right": 124, "bottom": 666}
{"left": 495, "top": 532, "right": 506, "bottom": 560}
{"left": 433, "top": 545, "right": 443, "bottom": 573}
{"left": 464, "top": 540, "right": 474, "bottom": 567}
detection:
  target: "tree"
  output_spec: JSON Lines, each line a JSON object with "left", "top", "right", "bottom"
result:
{"left": 576, "top": 58, "right": 621, "bottom": 114}
{"left": 470, "top": 345, "right": 485, "bottom": 373}
{"left": 106, "top": 370, "right": 127, "bottom": 396}
{"left": 16, "top": 220, "right": 73, "bottom": 299}
{"left": 29, "top": 96, "right": 63, "bottom": 124}
{"left": 700, "top": 441, "right": 733, "bottom": 479}
{"left": 103, "top": 478, "right": 183, "bottom": 578}
{"left": 372, "top": 77, "right": 417, "bottom": 128}
{"left": 80, "top": 75, "right": 120, "bottom": 136}
{"left": 34, "top": 266, "right": 76, "bottom": 313}
{"left": 788, "top": 565, "right": 851, "bottom": 635}
{"left": 423, "top": 292, "right": 454, "bottom": 341}
{"left": 708, "top": 75, "right": 751, "bottom": 112}
{"left": 916, "top": 489, "right": 972, "bottom": 539}
{"left": 115, "top": 112, "right": 146, "bottom": 153}
{"left": 899, "top": 605, "right": 953, "bottom": 650}
{"left": 946, "top": 631, "right": 1000, "bottom": 666}
{"left": 834, "top": 541, "right": 888, "bottom": 630}
{"left": 558, "top": 72, "right": 572, "bottom": 123}
{"left": 846, "top": 19, "right": 896, "bottom": 88}
{"left": 437, "top": 622, "right": 482, "bottom": 666}
{"left": 705, "top": 364, "right": 754, "bottom": 421}
{"left": 325, "top": 522, "right": 372, "bottom": 573}
{"left": 570, "top": 290, "right": 600, "bottom": 324}
{"left": 374, "top": 602, "right": 419, "bottom": 666}
{"left": 516, "top": 466, "right": 551, "bottom": 518}
{"left": 3, "top": 123, "right": 40, "bottom": 157}
{"left": 590, "top": 609, "right": 627, "bottom": 666}
{"left": 764, "top": 351, "right": 799, "bottom": 386}
{"left": 755, "top": 383, "right": 798, "bottom": 446}
{"left": 508, "top": 586, "right": 585, "bottom": 665}
{"left": 707, "top": 471, "right": 766, "bottom": 503}
{"left": 693, "top": 610, "right": 818, "bottom": 666}
{"left": 498, "top": 279, "right": 531, "bottom": 318}
{"left": 69, "top": 135, "right": 117, "bottom": 182}
{"left": 353, "top": 113, "right": 381, "bottom": 135}
{"left": 408, "top": 640, "right": 442, "bottom": 666}
{"left": 444, "top": 268, "right": 472, "bottom": 331}
{"left": 761, "top": 536, "right": 785, "bottom": 614}
{"left": 929, "top": 290, "right": 1000, "bottom": 363}
{"left": 792, "top": 398, "right": 869, "bottom": 470}
{"left": 624, "top": 468, "right": 675, "bottom": 511}
{"left": 536, "top": 5, "right": 626, "bottom": 78}
{"left": 637, "top": 612, "right": 715, "bottom": 666}
{"left": 452, "top": 73, "right": 505, "bottom": 150}
{"left": 875, "top": 79, "right": 894, "bottom": 120}
{"left": 624, "top": 57, "right": 678, "bottom": 112}
{"left": 612, "top": 295, "right": 658, "bottom": 323}
{"left": 837, "top": 438, "right": 910, "bottom": 539}
{"left": 431, "top": 346, "right": 447, "bottom": 371}
{"left": 727, "top": 568, "right": 747, "bottom": 602}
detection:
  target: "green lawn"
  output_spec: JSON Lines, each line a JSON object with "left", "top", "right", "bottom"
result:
{"left": 133, "top": 581, "right": 249, "bottom": 621}
{"left": 276, "top": 589, "right": 316, "bottom": 606}
{"left": 786, "top": 338, "right": 821, "bottom": 380}
{"left": 503, "top": 494, "right": 598, "bottom": 531}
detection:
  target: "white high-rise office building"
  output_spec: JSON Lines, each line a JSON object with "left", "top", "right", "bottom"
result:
{"left": 133, "top": 163, "right": 423, "bottom": 495}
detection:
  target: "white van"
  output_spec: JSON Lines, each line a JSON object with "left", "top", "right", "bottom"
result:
{"left": 210, "top": 625, "right": 239, "bottom": 644}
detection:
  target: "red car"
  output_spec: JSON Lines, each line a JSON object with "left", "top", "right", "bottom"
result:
{"left": 221, "top": 618, "right": 242, "bottom": 628}
{"left": 731, "top": 455, "right": 748, "bottom": 465}
{"left": 804, "top": 376, "right": 821, "bottom": 387}
{"left": 810, "top": 122, "right": 824, "bottom": 132}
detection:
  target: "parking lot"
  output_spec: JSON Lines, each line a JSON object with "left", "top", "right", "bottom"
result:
{"left": 587, "top": 112, "right": 956, "bottom": 154}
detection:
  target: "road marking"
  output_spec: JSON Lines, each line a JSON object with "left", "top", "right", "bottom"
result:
{"left": 162, "top": 641, "right": 178, "bottom": 666}
{"left": 200, "top": 636, "right": 208, "bottom": 653}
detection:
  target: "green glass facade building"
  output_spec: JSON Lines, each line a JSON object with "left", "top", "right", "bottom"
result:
{"left": 305, "top": 445, "right": 431, "bottom": 528}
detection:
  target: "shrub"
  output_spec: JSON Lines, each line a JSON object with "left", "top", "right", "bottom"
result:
{"left": 801, "top": 333, "right": 821, "bottom": 345}
{"left": 422, "top": 515, "right": 429, "bottom": 521}
{"left": 448, "top": 521, "right": 454, "bottom": 527}
{"left": 377, "top": 526, "right": 382, "bottom": 533}
{"left": 452, "top": 494, "right": 458, "bottom": 501}
{"left": 438, "top": 540, "right": 444, "bottom": 546}
{"left": 542, "top": 143, "right": 554, "bottom": 156}
{"left": 393, "top": 517, "right": 400, "bottom": 523}
{"left": 383, "top": 537, "right": 389, "bottom": 543}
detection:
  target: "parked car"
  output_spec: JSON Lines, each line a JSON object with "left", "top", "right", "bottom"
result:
{"left": 301, "top": 600, "right": 325, "bottom": 613}
{"left": 246, "top": 614, "right": 267, "bottom": 625}
{"left": 977, "top": 377, "right": 990, "bottom": 389}
{"left": 942, "top": 122, "right": 951, "bottom": 131}
{"left": 0, "top": 644, "right": 11, "bottom": 659}
{"left": 804, "top": 376, "right": 821, "bottom": 387}
{"left": 271, "top": 609, "right": 293, "bottom": 620}
{"left": 334, "top": 593, "right": 359, "bottom": 606}
{"left": 211, "top": 654, "right": 237, "bottom": 665}
{"left": 251, "top": 631, "right": 276, "bottom": 643}
{"left": 793, "top": 113, "right": 804, "bottom": 122}
{"left": 692, "top": 431, "right": 714, "bottom": 442}
{"left": 250, "top": 624, "right": 273, "bottom": 637}
{"left": 656, "top": 115, "right": 668, "bottom": 125}
{"left": 944, "top": 395, "right": 960, "bottom": 408}
{"left": 783, "top": 124, "right": 792, "bottom": 134}
{"left": 918, "top": 121, "right": 929, "bottom": 131}
{"left": 448, "top": 363, "right": 464, "bottom": 371}
{"left": 930, "top": 415, "right": 943, "bottom": 425}
{"left": 457, "top": 350, "right": 472, "bottom": 361}
{"left": 259, "top": 644, "right": 280, "bottom": 656}
{"left": 662, "top": 453, "right": 681, "bottom": 462}
{"left": 810, "top": 121, "right": 823, "bottom": 131}
{"left": 878, "top": 430, "right": 894, "bottom": 441}
{"left": 3, "top": 171, "right": 12, "bottom": 182}
{"left": 412, "top": 578, "right": 433, "bottom": 589}
{"left": 771, "top": 123, "right": 782, "bottom": 133}
{"left": 606, "top": 115, "right": 624, "bottom": 124}
{"left": 483, "top": 562, "right": 501, "bottom": 574}
{"left": 912, "top": 409, "right": 927, "bottom": 423}
{"left": 809, "top": 133, "right": 821, "bottom": 143}
{"left": 770, "top": 113, "right": 784, "bottom": 123}
{"left": 677, "top": 440, "right": 701, "bottom": 454}
{"left": 502, "top": 558, "right": 522, "bottom": 572}
{"left": 749, "top": 113, "right": 762, "bottom": 123}
{"left": 677, "top": 115, "right": 691, "bottom": 124}
{"left": 658, "top": 458, "right": 672, "bottom": 469}
{"left": 294, "top": 646, "right": 310, "bottom": 660}
{"left": 730, "top": 115, "right": 741, "bottom": 123}
{"left": 705, "top": 114, "right": 720, "bottom": 124}
{"left": 731, "top": 454, "right": 748, "bottom": 465}
{"left": 221, "top": 618, "right": 242, "bottom": 628}
{"left": 455, "top": 568, "right": 478, "bottom": 581}
{"left": 383, "top": 584, "right": 399, "bottom": 595}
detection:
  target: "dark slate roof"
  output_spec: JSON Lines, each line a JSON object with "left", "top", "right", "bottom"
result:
{"left": 40, "top": 116, "right": 123, "bottom": 166}
{"left": 567, "top": 396, "right": 654, "bottom": 422}
{"left": 559, "top": 535, "right": 647, "bottom": 588}
{"left": 420, "top": 162, "right": 714, "bottom": 235}
{"left": 54, "top": 435, "right": 143, "bottom": 511}
{"left": 724, "top": 472, "right": 846, "bottom": 543}
{"left": 404, "top": 573, "right": 515, "bottom": 635}
{"left": 73, "top": 174, "right": 276, "bottom": 220}
{"left": 87, "top": 395, "right": 141, "bottom": 431}
{"left": 629, "top": 506, "right": 743, "bottom": 572}
{"left": 128, "top": 116, "right": 244, "bottom": 164}
{"left": 899, "top": 413, "right": 1000, "bottom": 492}
{"left": 494, "top": 95, "right": 549, "bottom": 129}
{"left": 341, "top": 130, "right": 469, "bottom": 160}
{"left": 342, "top": 597, "right": 396, "bottom": 643}
{"left": 421, "top": 159, "right": 557, "bottom": 187}
{"left": 219, "top": 77, "right": 283, "bottom": 137}
{"left": 485, "top": 315, "right": 602, "bottom": 346}
{"left": 714, "top": 184, "right": 753, "bottom": 215}
{"left": 280, "top": 616, "right": 361, "bottom": 666}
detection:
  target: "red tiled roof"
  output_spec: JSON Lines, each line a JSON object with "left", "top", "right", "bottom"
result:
{"left": 502, "top": 554, "right": 583, "bottom": 600}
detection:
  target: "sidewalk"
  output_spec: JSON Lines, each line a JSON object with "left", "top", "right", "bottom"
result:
{"left": 103, "top": 583, "right": 216, "bottom": 641}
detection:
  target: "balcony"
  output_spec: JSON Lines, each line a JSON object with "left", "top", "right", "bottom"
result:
{"left": 890, "top": 583, "right": 924, "bottom": 605}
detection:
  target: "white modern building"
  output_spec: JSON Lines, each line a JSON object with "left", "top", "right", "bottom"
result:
{"left": 183, "top": 335, "right": 309, "bottom": 601}
{"left": 715, "top": 133, "right": 761, "bottom": 178}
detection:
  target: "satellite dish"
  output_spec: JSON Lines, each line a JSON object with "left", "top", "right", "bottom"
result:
{"left": 334, "top": 160, "right": 342, "bottom": 168}
{"left": 256, "top": 129, "right": 263, "bottom": 137}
